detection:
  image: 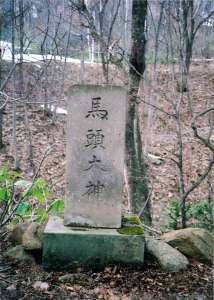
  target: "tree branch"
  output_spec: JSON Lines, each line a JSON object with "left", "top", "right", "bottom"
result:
{"left": 193, "top": 9, "right": 214, "bottom": 37}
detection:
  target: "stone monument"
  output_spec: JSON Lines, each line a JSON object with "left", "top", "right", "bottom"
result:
{"left": 43, "top": 85, "right": 145, "bottom": 269}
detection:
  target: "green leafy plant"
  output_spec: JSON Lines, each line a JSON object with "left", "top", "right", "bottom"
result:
{"left": 190, "top": 201, "right": 213, "bottom": 231}
{"left": 166, "top": 199, "right": 190, "bottom": 229}
{"left": 0, "top": 165, "right": 64, "bottom": 228}
{"left": 166, "top": 199, "right": 213, "bottom": 231}
{"left": 0, "top": 165, "right": 21, "bottom": 227}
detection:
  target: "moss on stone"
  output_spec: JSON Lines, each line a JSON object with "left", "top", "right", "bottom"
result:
{"left": 117, "top": 214, "right": 144, "bottom": 235}
{"left": 122, "top": 214, "right": 142, "bottom": 226}
{"left": 117, "top": 226, "right": 144, "bottom": 235}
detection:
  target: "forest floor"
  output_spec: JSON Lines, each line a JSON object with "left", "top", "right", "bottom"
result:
{"left": 0, "top": 236, "right": 213, "bottom": 300}
{"left": 0, "top": 61, "right": 214, "bottom": 299}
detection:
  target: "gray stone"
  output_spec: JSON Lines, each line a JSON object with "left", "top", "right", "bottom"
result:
{"left": 145, "top": 237, "right": 189, "bottom": 272}
{"left": 43, "top": 216, "right": 144, "bottom": 269}
{"left": 9, "top": 222, "right": 44, "bottom": 251}
{"left": 4, "top": 245, "right": 35, "bottom": 262}
{"left": 58, "top": 273, "right": 88, "bottom": 283}
{"left": 33, "top": 281, "right": 49, "bottom": 291}
{"left": 58, "top": 274, "right": 76, "bottom": 282}
{"left": 65, "top": 85, "right": 126, "bottom": 228}
{"left": 161, "top": 228, "right": 214, "bottom": 263}
{"left": 147, "top": 153, "right": 164, "bottom": 166}
{"left": 9, "top": 222, "right": 29, "bottom": 244}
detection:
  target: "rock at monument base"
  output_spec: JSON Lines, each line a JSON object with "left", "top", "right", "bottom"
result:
{"left": 9, "top": 222, "right": 44, "bottom": 251}
{"left": 145, "top": 237, "right": 189, "bottom": 272}
{"left": 161, "top": 228, "right": 214, "bottom": 263}
{"left": 42, "top": 216, "right": 145, "bottom": 270}
{"left": 22, "top": 223, "right": 44, "bottom": 251}
{"left": 4, "top": 245, "right": 35, "bottom": 262}
{"left": 9, "top": 222, "right": 29, "bottom": 244}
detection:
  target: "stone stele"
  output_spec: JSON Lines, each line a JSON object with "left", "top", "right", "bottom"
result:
{"left": 64, "top": 85, "right": 127, "bottom": 228}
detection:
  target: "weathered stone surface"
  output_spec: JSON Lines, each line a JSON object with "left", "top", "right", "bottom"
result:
{"left": 65, "top": 85, "right": 126, "bottom": 228}
{"left": 145, "top": 237, "right": 189, "bottom": 272}
{"left": 161, "top": 228, "right": 214, "bottom": 263}
{"left": 43, "top": 216, "right": 144, "bottom": 269}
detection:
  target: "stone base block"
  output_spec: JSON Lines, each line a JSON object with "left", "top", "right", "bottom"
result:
{"left": 42, "top": 216, "right": 145, "bottom": 270}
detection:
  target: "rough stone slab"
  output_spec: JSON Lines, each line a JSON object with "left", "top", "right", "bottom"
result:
{"left": 145, "top": 237, "right": 189, "bottom": 272}
{"left": 161, "top": 228, "right": 214, "bottom": 263}
{"left": 65, "top": 85, "right": 126, "bottom": 228}
{"left": 43, "top": 217, "right": 144, "bottom": 270}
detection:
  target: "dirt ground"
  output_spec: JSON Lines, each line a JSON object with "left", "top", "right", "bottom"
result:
{"left": 0, "top": 237, "right": 213, "bottom": 300}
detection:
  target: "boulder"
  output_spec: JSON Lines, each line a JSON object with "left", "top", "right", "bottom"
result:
{"left": 22, "top": 223, "right": 44, "bottom": 251}
{"left": 145, "top": 237, "right": 189, "bottom": 272}
{"left": 161, "top": 228, "right": 214, "bottom": 263}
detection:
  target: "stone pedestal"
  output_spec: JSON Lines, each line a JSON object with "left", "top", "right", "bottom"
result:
{"left": 43, "top": 217, "right": 145, "bottom": 270}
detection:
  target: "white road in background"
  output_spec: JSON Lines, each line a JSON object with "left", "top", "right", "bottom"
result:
{"left": 0, "top": 41, "right": 94, "bottom": 65}
{"left": 40, "top": 105, "right": 67, "bottom": 115}
{"left": 1, "top": 52, "right": 94, "bottom": 65}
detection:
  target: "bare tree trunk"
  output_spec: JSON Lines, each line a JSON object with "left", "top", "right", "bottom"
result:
{"left": 41, "top": 3, "right": 50, "bottom": 116}
{"left": 126, "top": 0, "right": 151, "bottom": 225}
{"left": 11, "top": 0, "right": 19, "bottom": 168}
{"left": 18, "top": 0, "right": 24, "bottom": 94}
{"left": 146, "top": 0, "right": 164, "bottom": 151}
{"left": 0, "top": 8, "right": 3, "bottom": 149}
{"left": 99, "top": 0, "right": 109, "bottom": 83}
{"left": 124, "top": 0, "right": 129, "bottom": 55}
{"left": 79, "top": 12, "right": 85, "bottom": 83}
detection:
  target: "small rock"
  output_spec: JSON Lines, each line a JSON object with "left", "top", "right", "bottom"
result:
{"left": 9, "top": 222, "right": 29, "bottom": 244}
{"left": 33, "top": 281, "right": 49, "bottom": 291}
{"left": 6, "top": 284, "right": 16, "bottom": 291}
{"left": 145, "top": 237, "right": 189, "bottom": 272}
{"left": 58, "top": 274, "right": 75, "bottom": 282}
{"left": 4, "top": 245, "right": 34, "bottom": 262}
{"left": 6, "top": 284, "right": 17, "bottom": 297}
{"left": 9, "top": 222, "right": 44, "bottom": 251}
{"left": 147, "top": 153, "right": 164, "bottom": 166}
{"left": 161, "top": 228, "right": 214, "bottom": 263}
{"left": 22, "top": 223, "right": 44, "bottom": 251}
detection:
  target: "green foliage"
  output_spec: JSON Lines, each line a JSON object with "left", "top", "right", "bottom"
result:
{"left": 190, "top": 201, "right": 213, "bottom": 230}
{"left": 166, "top": 199, "right": 213, "bottom": 231}
{"left": 24, "top": 178, "right": 50, "bottom": 204}
{"left": 0, "top": 165, "right": 64, "bottom": 228}
{"left": 48, "top": 198, "right": 64, "bottom": 215}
